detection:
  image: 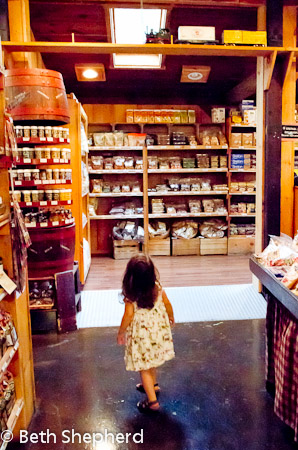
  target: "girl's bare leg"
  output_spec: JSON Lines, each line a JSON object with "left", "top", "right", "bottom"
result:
{"left": 151, "top": 367, "right": 158, "bottom": 385}
{"left": 140, "top": 370, "right": 159, "bottom": 408}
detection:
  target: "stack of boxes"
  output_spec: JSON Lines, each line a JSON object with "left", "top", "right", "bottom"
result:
{"left": 231, "top": 153, "right": 256, "bottom": 170}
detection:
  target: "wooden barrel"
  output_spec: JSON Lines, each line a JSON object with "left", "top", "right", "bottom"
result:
{"left": 27, "top": 223, "right": 75, "bottom": 277}
{"left": 5, "top": 68, "right": 70, "bottom": 125}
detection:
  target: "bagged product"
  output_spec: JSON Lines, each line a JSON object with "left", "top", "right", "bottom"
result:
{"left": 172, "top": 220, "right": 198, "bottom": 239}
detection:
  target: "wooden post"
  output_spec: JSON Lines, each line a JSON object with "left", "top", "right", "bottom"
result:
{"left": 256, "top": 57, "right": 265, "bottom": 254}
{"left": 142, "top": 145, "right": 149, "bottom": 255}
{"left": 280, "top": 6, "right": 296, "bottom": 237}
{"left": 0, "top": 0, "right": 9, "bottom": 41}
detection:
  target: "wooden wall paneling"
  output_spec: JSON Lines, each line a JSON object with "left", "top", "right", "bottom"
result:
{"left": 267, "top": 0, "right": 283, "bottom": 47}
{"left": 143, "top": 145, "right": 149, "bottom": 255}
{"left": 0, "top": 0, "right": 9, "bottom": 40}
{"left": 255, "top": 56, "right": 264, "bottom": 254}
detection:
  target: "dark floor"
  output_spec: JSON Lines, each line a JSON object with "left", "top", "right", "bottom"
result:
{"left": 10, "top": 320, "right": 298, "bottom": 450}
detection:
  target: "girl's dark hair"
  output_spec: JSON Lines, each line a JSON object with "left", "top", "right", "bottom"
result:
{"left": 122, "top": 254, "right": 159, "bottom": 309}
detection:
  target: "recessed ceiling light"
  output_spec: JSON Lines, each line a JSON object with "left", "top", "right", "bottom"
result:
{"left": 82, "top": 69, "right": 98, "bottom": 79}
{"left": 181, "top": 65, "right": 211, "bottom": 83}
{"left": 75, "top": 64, "right": 106, "bottom": 82}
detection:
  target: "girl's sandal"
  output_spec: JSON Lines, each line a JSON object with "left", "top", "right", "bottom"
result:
{"left": 136, "top": 383, "right": 160, "bottom": 396}
{"left": 137, "top": 399, "right": 160, "bottom": 413}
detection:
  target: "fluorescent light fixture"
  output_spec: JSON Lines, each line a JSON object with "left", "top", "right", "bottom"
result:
{"left": 82, "top": 69, "right": 98, "bottom": 79}
{"left": 110, "top": 8, "right": 167, "bottom": 69}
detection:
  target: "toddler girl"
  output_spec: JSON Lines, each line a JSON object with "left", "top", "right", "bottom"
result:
{"left": 117, "top": 254, "right": 175, "bottom": 412}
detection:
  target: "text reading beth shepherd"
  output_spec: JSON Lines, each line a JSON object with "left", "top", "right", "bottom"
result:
{"left": 20, "top": 429, "right": 144, "bottom": 444}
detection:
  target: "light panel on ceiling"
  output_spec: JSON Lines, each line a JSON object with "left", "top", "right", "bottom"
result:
{"left": 75, "top": 63, "right": 106, "bottom": 81}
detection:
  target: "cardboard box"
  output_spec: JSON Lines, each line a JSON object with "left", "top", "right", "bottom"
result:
{"left": 242, "top": 31, "right": 267, "bottom": 46}
{"left": 222, "top": 30, "right": 243, "bottom": 45}
{"left": 178, "top": 26, "right": 215, "bottom": 42}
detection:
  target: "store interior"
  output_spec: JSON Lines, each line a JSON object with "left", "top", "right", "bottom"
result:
{"left": 1, "top": 0, "right": 298, "bottom": 449}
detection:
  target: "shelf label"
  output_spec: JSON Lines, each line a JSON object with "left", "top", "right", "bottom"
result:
{"left": 51, "top": 201, "right": 58, "bottom": 205}
{"left": 23, "top": 137, "right": 30, "bottom": 142}
{"left": 35, "top": 180, "right": 42, "bottom": 185}
{"left": 53, "top": 158, "right": 60, "bottom": 163}
{"left": 0, "top": 270, "right": 17, "bottom": 295}
{"left": 15, "top": 181, "right": 21, "bottom": 186}
{"left": 60, "top": 159, "right": 64, "bottom": 163}
{"left": 40, "top": 201, "right": 47, "bottom": 206}
{"left": 40, "top": 158, "right": 47, "bottom": 163}
{"left": 23, "top": 158, "right": 31, "bottom": 163}
{"left": 25, "top": 202, "right": 32, "bottom": 206}
{"left": 27, "top": 223, "right": 36, "bottom": 228}
{"left": 40, "top": 222, "right": 48, "bottom": 227}
{"left": 52, "top": 221, "right": 59, "bottom": 226}
{"left": 282, "top": 125, "right": 298, "bottom": 139}
{"left": 40, "top": 137, "right": 46, "bottom": 141}
{"left": 47, "top": 137, "right": 54, "bottom": 142}
{"left": 60, "top": 179, "right": 66, "bottom": 184}
{"left": 206, "top": 145, "right": 212, "bottom": 149}
{"left": 59, "top": 138, "right": 64, "bottom": 142}
{"left": 67, "top": 200, "right": 71, "bottom": 204}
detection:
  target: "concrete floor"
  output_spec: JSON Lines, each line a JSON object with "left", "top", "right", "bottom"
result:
{"left": 10, "top": 320, "right": 298, "bottom": 450}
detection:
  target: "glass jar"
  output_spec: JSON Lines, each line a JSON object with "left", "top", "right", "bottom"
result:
{"left": 45, "top": 126, "right": 52, "bottom": 138}
{"left": 30, "top": 126, "right": 38, "bottom": 138}
{"left": 62, "top": 128, "right": 69, "bottom": 139}
{"left": 23, "top": 126, "right": 31, "bottom": 138}
{"left": 38, "top": 126, "right": 45, "bottom": 138}
{"left": 23, "top": 169, "right": 31, "bottom": 181}
{"left": 51, "top": 148, "right": 60, "bottom": 159}
{"left": 61, "top": 148, "right": 69, "bottom": 160}
{"left": 31, "top": 169, "right": 40, "bottom": 181}
{"left": 14, "top": 190, "right": 21, "bottom": 202}
{"left": 52, "top": 190, "right": 60, "bottom": 201}
{"left": 52, "top": 169, "right": 59, "bottom": 180}
{"left": 58, "top": 128, "right": 63, "bottom": 139}
{"left": 59, "top": 169, "right": 66, "bottom": 180}
{"left": 22, "top": 147, "right": 31, "bottom": 159}
{"left": 45, "top": 190, "right": 53, "bottom": 201}
{"left": 31, "top": 191, "right": 39, "bottom": 202}
{"left": 15, "top": 126, "right": 23, "bottom": 138}
{"left": 46, "top": 169, "right": 53, "bottom": 180}
{"left": 17, "top": 170, "right": 24, "bottom": 181}
{"left": 37, "top": 190, "right": 44, "bottom": 201}
{"left": 44, "top": 148, "right": 51, "bottom": 159}
{"left": 40, "top": 170, "right": 47, "bottom": 181}
{"left": 65, "top": 169, "right": 72, "bottom": 181}
{"left": 52, "top": 127, "right": 60, "bottom": 138}
{"left": 23, "top": 191, "right": 31, "bottom": 202}
{"left": 64, "top": 189, "right": 72, "bottom": 201}
{"left": 34, "top": 148, "right": 44, "bottom": 159}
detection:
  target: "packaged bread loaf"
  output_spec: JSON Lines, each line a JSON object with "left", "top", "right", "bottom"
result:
{"left": 172, "top": 220, "right": 198, "bottom": 239}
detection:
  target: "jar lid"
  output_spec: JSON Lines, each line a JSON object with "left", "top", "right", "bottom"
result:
{"left": 46, "top": 168, "right": 52, "bottom": 172}
{"left": 22, "top": 147, "right": 31, "bottom": 150}
{"left": 45, "top": 190, "right": 53, "bottom": 193}
{"left": 24, "top": 126, "right": 30, "bottom": 129}
{"left": 15, "top": 125, "right": 23, "bottom": 129}
{"left": 45, "top": 126, "right": 52, "bottom": 129}
{"left": 31, "top": 126, "right": 37, "bottom": 129}
{"left": 38, "top": 126, "right": 44, "bottom": 129}
{"left": 53, "top": 168, "right": 59, "bottom": 172}
{"left": 17, "top": 169, "right": 24, "bottom": 173}
{"left": 23, "top": 169, "right": 31, "bottom": 173}
{"left": 52, "top": 190, "right": 59, "bottom": 193}
{"left": 23, "top": 190, "right": 31, "bottom": 193}
{"left": 32, "top": 169, "right": 39, "bottom": 172}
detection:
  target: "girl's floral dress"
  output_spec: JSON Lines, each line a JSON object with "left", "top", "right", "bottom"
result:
{"left": 125, "top": 289, "right": 175, "bottom": 371}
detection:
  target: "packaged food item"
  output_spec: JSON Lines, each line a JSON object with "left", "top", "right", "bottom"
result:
{"left": 124, "top": 157, "right": 134, "bottom": 169}
{"left": 52, "top": 127, "right": 59, "bottom": 138}
{"left": 247, "top": 203, "right": 256, "bottom": 214}
{"left": 180, "top": 178, "right": 191, "bottom": 191}
{"left": 201, "top": 180, "right": 211, "bottom": 191}
{"left": 190, "top": 179, "right": 201, "bottom": 191}
{"left": 45, "top": 190, "right": 53, "bottom": 201}
{"left": 172, "top": 220, "right": 198, "bottom": 239}
{"left": 210, "top": 155, "right": 219, "bottom": 167}
{"left": 34, "top": 148, "right": 43, "bottom": 159}
{"left": 51, "top": 148, "right": 60, "bottom": 159}
{"left": 131, "top": 182, "right": 141, "bottom": 193}
{"left": 238, "top": 202, "right": 247, "bottom": 213}
{"left": 196, "top": 154, "right": 209, "bottom": 168}
{"left": 53, "top": 169, "right": 60, "bottom": 180}
{"left": 92, "top": 179, "right": 103, "bottom": 193}
{"left": 154, "top": 110, "right": 162, "bottom": 123}
{"left": 38, "top": 126, "right": 45, "bottom": 138}
{"left": 242, "top": 133, "right": 253, "bottom": 146}
{"left": 59, "top": 169, "right": 66, "bottom": 180}
{"left": 91, "top": 156, "right": 103, "bottom": 170}
{"left": 180, "top": 110, "right": 189, "bottom": 124}
{"left": 173, "top": 110, "right": 181, "bottom": 124}
{"left": 147, "top": 110, "right": 155, "bottom": 124}
{"left": 103, "top": 182, "right": 111, "bottom": 193}
{"left": 93, "top": 133, "right": 105, "bottom": 146}
{"left": 45, "top": 126, "right": 52, "bottom": 138}
{"left": 220, "top": 155, "right": 227, "bottom": 167}
{"left": 188, "top": 110, "right": 196, "bottom": 124}
{"left": 23, "top": 126, "right": 31, "bottom": 139}
{"left": 211, "top": 108, "right": 225, "bottom": 123}
{"left": 133, "top": 110, "right": 143, "bottom": 123}
{"left": 30, "top": 126, "right": 38, "bottom": 138}
{"left": 113, "top": 156, "right": 125, "bottom": 170}
{"left": 168, "top": 178, "right": 180, "bottom": 191}
{"left": 23, "top": 169, "right": 31, "bottom": 181}
{"left": 104, "top": 158, "right": 113, "bottom": 170}
{"left": 182, "top": 157, "right": 195, "bottom": 169}
{"left": 135, "top": 158, "right": 143, "bottom": 170}
{"left": 89, "top": 198, "right": 98, "bottom": 216}
{"left": 230, "top": 133, "right": 242, "bottom": 147}
{"left": 13, "top": 190, "right": 21, "bottom": 202}
{"left": 189, "top": 200, "right": 201, "bottom": 213}
{"left": 64, "top": 189, "right": 72, "bottom": 201}
{"left": 213, "top": 199, "right": 227, "bottom": 214}
{"left": 37, "top": 190, "right": 44, "bottom": 201}
{"left": 126, "top": 110, "right": 134, "bottom": 123}
{"left": 44, "top": 148, "right": 51, "bottom": 159}
{"left": 156, "top": 184, "right": 168, "bottom": 192}
{"left": 52, "top": 190, "right": 60, "bottom": 201}
{"left": 46, "top": 169, "right": 53, "bottom": 180}
{"left": 31, "top": 169, "right": 40, "bottom": 181}
{"left": 151, "top": 198, "right": 165, "bottom": 214}
{"left": 121, "top": 183, "right": 130, "bottom": 193}
{"left": 23, "top": 191, "right": 31, "bottom": 202}
{"left": 148, "top": 221, "right": 169, "bottom": 239}
{"left": 199, "top": 219, "right": 227, "bottom": 238}
{"left": 158, "top": 158, "right": 170, "bottom": 170}
{"left": 114, "top": 132, "right": 124, "bottom": 147}
{"left": 15, "top": 126, "right": 23, "bottom": 138}
{"left": 65, "top": 169, "right": 72, "bottom": 181}
{"left": 148, "top": 156, "right": 158, "bottom": 169}
{"left": 17, "top": 169, "right": 24, "bottom": 181}
{"left": 202, "top": 199, "right": 214, "bottom": 213}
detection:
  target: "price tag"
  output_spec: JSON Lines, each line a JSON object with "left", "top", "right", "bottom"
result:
{"left": 35, "top": 180, "right": 41, "bottom": 185}
{"left": 23, "top": 158, "right": 31, "bottom": 163}
{"left": 23, "top": 138, "right": 30, "bottom": 142}
{"left": 47, "top": 137, "right": 54, "bottom": 142}
{"left": 15, "top": 181, "right": 21, "bottom": 186}
{"left": 53, "top": 158, "right": 60, "bottom": 163}
{"left": 51, "top": 201, "right": 58, "bottom": 205}
{"left": 206, "top": 145, "right": 212, "bottom": 149}
{"left": 40, "top": 222, "right": 48, "bottom": 227}
{"left": 40, "top": 201, "right": 47, "bottom": 206}
{"left": 67, "top": 200, "right": 71, "bottom": 204}
{"left": 40, "top": 137, "right": 46, "bottom": 142}
{"left": 67, "top": 139, "right": 70, "bottom": 143}
{"left": 26, "top": 202, "right": 32, "bottom": 206}
{"left": 59, "top": 138, "right": 64, "bottom": 142}
{"left": 60, "top": 159, "right": 64, "bottom": 163}
{"left": 222, "top": 145, "right": 228, "bottom": 148}
{"left": 61, "top": 179, "right": 66, "bottom": 184}
{"left": 27, "top": 223, "right": 36, "bottom": 228}
{"left": 65, "top": 219, "right": 70, "bottom": 224}
{"left": 52, "top": 221, "right": 59, "bottom": 226}
{"left": 40, "top": 158, "right": 47, "bottom": 163}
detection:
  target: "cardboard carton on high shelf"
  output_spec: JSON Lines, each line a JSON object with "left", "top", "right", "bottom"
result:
{"left": 242, "top": 31, "right": 267, "bottom": 46}
{"left": 178, "top": 26, "right": 215, "bottom": 42}
{"left": 222, "top": 30, "right": 243, "bottom": 45}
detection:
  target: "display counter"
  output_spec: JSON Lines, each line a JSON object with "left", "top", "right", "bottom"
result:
{"left": 250, "top": 257, "right": 298, "bottom": 441}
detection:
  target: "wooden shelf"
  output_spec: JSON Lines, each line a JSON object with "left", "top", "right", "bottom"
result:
{"left": 149, "top": 213, "right": 228, "bottom": 219}
{"left": 1, "top": 41, "right": 283, "bottom": 58}
{"left": 229, "top": 214, "right": 256, "bottom": 217}
{"left": 148, "top": 191, "right": 228, "bottom": 196}
{"left": 148, "top": 168, "right": 228, "bottom": 173}
{"left": 0, "top": 341, "right": 19, "bottom": 378}
{"left": 89, "top": 169, "right": 143, "bottom": 174}
{"left": 14, "top": 179, "right": 72, "bottom": 187}
{"left": 14, "top": 158, "right": 71, "bottom": 165}
{"left": 0, "top": 398, "right": 25, "bottom": 450}
{"left": 90, "top": 214, "right": 143, "bottom": 220}
{"left": 229, "top": 192, "right": 256, "bottom": 195}
{"left": 230, "top": 147, "right": 256, "bottom": 151}
{"left": 25, "top": 218, "right": 74, "bottom": 228}
{"left": 147, "top": 145, "right": 228, "bottom": 150}
{"left": 89, "top": 146, "right": 143, "bottom": 151}
{"left": 89, "top": 192, "right": 143, "bottom": 197}
{"left": 230, "top": 123, "right": 256, "bottom": 128}
{"left": 229, "top": 169, "right": 256, "bottom": 173}
{"left": 17, "top": 200, "right": 72, "bottom": 207}
{"left": 30, "top": 303, "right": 55, "bottom": 310}
{"left": 16, "top": 137, "right": 70, "bottom": 145}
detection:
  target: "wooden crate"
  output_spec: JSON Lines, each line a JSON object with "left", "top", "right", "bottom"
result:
{"left": 113, "top": 240, "right": 140, "bottom": 260}
{"left": 171, "top": 237, "right": 201, "bottom": 256}
{"left": 200, "top": 237, "right": 228, "bottom": 255}
{"left": 228, "top": 236, "right": 255, "bottom": 255}
{"left": 147, "top": 238, "right": 171, "bottom": 256}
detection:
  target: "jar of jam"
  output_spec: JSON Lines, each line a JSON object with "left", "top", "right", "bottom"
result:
{"left": 40, "top": 170, "right": 47, "bottom": 181}
{"left": 44, "top": 148, "right": 51, "bottom": 159}
{"left": 37, "top": 190, "right": 44, "bottom": 201}
{"left": 45, "top": 190, "right": 53, "bottom": 201}
{"left": 23, "top": 169, "right": 31, "bottom": 181}
{"left": 62, "top": 128, "right": 68, "bottom": 139}
{"left": 30, "top": 126, "right": 38, "bottom": 138}
{"left": 52, "top": 190, "right": 60, "bottom": 201}
{"left": 46, "top": 169, "right": 53, "bottom": 180}
{"left": 14, "top": 190, "right": 22, "bottom": 202}
{"left": 34, "top": 148, "right": 44, "bottom": 159}
{"left": 51, "top": 148, "right": 60, "bottom": 159}
{"left": 22, "top": 147, "right": 31, "bottom": 159}
{"left": 31, "top": 191, "right": 39, "bottom": 202}
{"left": 58, "top": 128, "right": 64, "bottom": 139}
{"left": 45, "top": 126, "right": 52, "bottom": 138}
{"left": 31, "top": 169, "right": 40, "bottom": 181}
{"left": 60, "top": 169, "right": 66, "bottom": 180}
{"left": 15, "top": 126, "right": 23, "bottom": 138}
{"left": 65, "top": 169, "right": 72, "bottom": 181}
{"left": 53, "top": 127, "right": 60, "bottom": 138}
{"left": 23, "top": 191, "right": 31, "bottom": 202}
{"left": 53, "top": 169, "right": 59, "bottom": 180}
{"left": 17, "top": 169, "right": 24, "bottom": 181}
{"left": 23, "top": 126, "right": 31, "bottom": 139}
{"left": 61, "top": 148, "right": 69, "bottom": 160}
{"left": 64, "top": 189, "right": 72, "bottom": 201}
{"left": 38, "top": 126, "right": 45, "bottom": 138}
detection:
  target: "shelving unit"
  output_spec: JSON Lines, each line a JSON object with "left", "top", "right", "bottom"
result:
{"left": 0, "top": 68, "right": 35, "bottom": 442}
{"left": 68, "top": 95, "right": 91, "bottom": 284}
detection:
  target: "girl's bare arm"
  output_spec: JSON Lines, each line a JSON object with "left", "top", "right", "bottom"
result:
{"left": 162, "top": 290, "right": 175, "bottom": 325}
{"left": 117, "top": 301, "right": 134, "bottom": 344}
